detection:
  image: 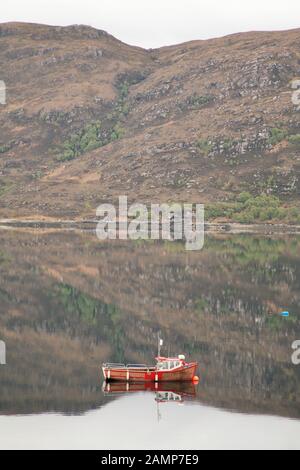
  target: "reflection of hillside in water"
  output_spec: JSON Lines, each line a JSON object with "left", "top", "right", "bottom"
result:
{"left": 0, "top": 230, "right": 299, "bottom": 416}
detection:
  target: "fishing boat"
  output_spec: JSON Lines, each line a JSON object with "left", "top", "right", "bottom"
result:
{"left": 102, "top": 354, "right": 198, "bottom": 382}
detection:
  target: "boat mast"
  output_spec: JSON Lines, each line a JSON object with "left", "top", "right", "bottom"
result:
{"left": 157, "top": 332, "right": 163, "bottom": 357}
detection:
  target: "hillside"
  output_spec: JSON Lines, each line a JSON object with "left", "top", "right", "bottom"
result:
{"left": 0, "top": 22, "right": 300, "bottom": 221}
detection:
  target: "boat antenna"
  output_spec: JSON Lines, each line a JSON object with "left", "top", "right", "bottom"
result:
{"left": 157, "top": 332, "right": 163, "bottom": 357}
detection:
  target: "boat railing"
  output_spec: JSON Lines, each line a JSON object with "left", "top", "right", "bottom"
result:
{"left": 103, "top": 362, "right": 154, "bottom": 370}
{"left": 103, "top": 363, "right": 126, "bottom": 369}
{"left": 126, "top": 364, "right": 148, "bottom": 369}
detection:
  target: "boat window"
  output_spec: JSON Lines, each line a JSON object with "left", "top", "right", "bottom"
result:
{"left": 157, "top": 360, "right": 181, "bottom": 370}
{"left": 157, "top": 362, "right": 168, "bottom": 370}
{"left": 168, "top": 361, "right": 180, "bottom": 369}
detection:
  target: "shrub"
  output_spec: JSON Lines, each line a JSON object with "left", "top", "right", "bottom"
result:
{"left": 237, "top": 192, "right": 252, "bottom": 203}
{"left": 188, "top": 94, "right": 214, "bottom": 108}
{"left": 197, "top": 139, "right": 213, "bottom": 156}
{"left": 0, "top": 181, "right": 13, "bottom": 197}
{"left": 206, "top": 194, "right": 293, "bottom": 223}
{"left": 0, "top": 143, "right": 12, "bottom": 154}
{"left": 223, "top": 138, "right": 235, "bottom": 152}
{"left": 57, "top": 149, "right": 76, "bottom": 162}
{"left": 268, "top": 128, "right": 288, "bottom": 146}
{"left": 58, "top": 121, "right": 103, "bottom": 161}
{"left": 289, "top": 134, "right": 300, "bottom": 146}
{"left": 244, "top": 194, "right": 280, "bottom": 209}
{"left": 119, "top": 83, "right": 129, "bottom": 99}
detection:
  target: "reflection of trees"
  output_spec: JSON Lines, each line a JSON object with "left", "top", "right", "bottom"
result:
{"left": 53, "top": 283, "right": 126, "bottom": 362}
{"left": 0, "top": 232, "right": 300, "bottom": 416}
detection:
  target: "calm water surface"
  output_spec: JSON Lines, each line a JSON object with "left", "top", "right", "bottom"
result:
{"left": 0, "top": 229, "right": 300, "bottom": 449}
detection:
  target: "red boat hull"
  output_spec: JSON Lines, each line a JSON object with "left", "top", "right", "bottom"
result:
{"left": 102, "top": 362, "right": 197, "bottom": 382}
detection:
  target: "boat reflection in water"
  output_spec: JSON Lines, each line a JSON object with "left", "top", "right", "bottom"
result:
{"left": 102, "top": 380, "right": 198, "bottom": 412}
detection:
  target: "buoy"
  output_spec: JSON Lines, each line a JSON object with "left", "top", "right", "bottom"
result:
{"left": 280, "top": 311, "right": 289, "bottom": 317}
{"left": 192, "top": 375, "right": 200, "bottom": 383}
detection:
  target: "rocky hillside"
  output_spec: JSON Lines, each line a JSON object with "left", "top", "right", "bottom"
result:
{"left": 0, "top": 22, "right": 300, "bottom": 220}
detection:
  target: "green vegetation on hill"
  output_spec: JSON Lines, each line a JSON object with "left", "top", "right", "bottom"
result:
{"left": 206, "top": 192, "right": 300, "bottom": 223}
{"left": 58, "top": 121, "right": 102, "bottom": 161}
{"left": 0, "top": 142, "right": 13, "bottom": 154}
{"left": 0, "top": 180, "right": 14, "bottom": 198}
{"left": 196, "top": 138, "right": 213, "bottom": 156}
{"left": 58, "top": 121, "right": 124, "bottom": 162}
{"left": 268, "top": 128, "right": 288, "bottom": 146}
{"left": 0, "top": 145, "right": 10, "bottom": 154}
{"left": 289, "top": 134, "right": 300, "bottom": 146}
{"left": 268, "top": 127, "right": 300, "bottom": 147}
{"left": 57, "top": 74, "right": 141, "bottom": 162}
{"left": 186, "top": 94, "right": 214, "bottom": 110}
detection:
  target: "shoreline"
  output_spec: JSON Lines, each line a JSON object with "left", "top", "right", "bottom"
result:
{"left": 0, "top": 218, "right": 300, "bottom": 234}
